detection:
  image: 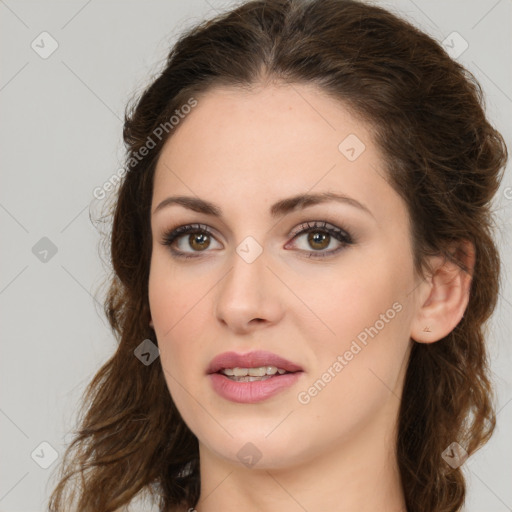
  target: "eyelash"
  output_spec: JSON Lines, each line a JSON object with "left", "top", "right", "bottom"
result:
{"left": 160, "top": 221, "right": 354, "bottom": 260}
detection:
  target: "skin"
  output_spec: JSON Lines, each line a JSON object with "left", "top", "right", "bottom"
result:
{"left": 148, "top": 82, "right": 473, "bottom": 512}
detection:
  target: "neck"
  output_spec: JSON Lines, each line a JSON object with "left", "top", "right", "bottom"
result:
{"left": 194, "top": 409, "right": 406, "bottom": 512}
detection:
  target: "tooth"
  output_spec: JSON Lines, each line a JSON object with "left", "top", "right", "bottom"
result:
{"left": 266, "top": 366, "right": 278, "bottom": 375}
{"left": 248, "top": 367, "right": 267, "bottom": 377}
{"left": 221, "top": 366, "right": 289, "bottom": 377}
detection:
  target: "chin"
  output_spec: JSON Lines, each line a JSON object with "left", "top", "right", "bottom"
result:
{"left": 201, "top": 427, "right": 312, "bottom": 470}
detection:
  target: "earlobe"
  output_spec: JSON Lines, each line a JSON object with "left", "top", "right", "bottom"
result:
{"left": 149, "top": 318, "right": 154, "bottom": 328}
{"left": 411, "top": 240, "right": 474, "bottom": 344}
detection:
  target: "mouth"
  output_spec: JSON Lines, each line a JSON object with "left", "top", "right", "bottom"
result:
{"left": 217, "top": 365, "right": 296, "bottom": 382}
{"left": 207, "top": 349, "right": 303, "bottom": 375}
{"left": 207, "top": 350, "right": 304, "bottom": 403}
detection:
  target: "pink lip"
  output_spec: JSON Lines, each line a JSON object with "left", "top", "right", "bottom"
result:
{"left": 207, "top": 350, "right": 303, "bottom": 374}
{"left": 209, "top": 372, "right": 303, "bottom": 403}
{"left": 207, "top": 350, "right": 304, "bottom": 404}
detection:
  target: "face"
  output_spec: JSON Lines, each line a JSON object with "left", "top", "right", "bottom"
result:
{"left": 148, "top": 83, "right": 421, "bottom": 470}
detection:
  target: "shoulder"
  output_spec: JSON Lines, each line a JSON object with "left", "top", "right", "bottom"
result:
{"left": 113, "top": 503, "right": 193, "bottom": 512}
{"left": 112, "top": 506, "right": 191, "bottom": 512}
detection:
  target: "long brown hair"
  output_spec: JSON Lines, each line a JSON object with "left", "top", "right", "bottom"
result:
{"left": 48, "top": 1, "right": 508, "bottom": 511}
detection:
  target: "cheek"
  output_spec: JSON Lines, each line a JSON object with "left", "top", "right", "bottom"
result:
{"left": 148, "top": 254, "right": 211, "bottom": 389}
{"left": 292, "top": 255, "right": 412, "bottom": 415}
{"left": 148, "top": 252, "right": 203, "bottom": 334}
{"left": 292, "top": 255, "right": 407, "bottom": 356}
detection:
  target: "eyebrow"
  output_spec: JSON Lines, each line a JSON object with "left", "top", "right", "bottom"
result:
{"left": 153, "top": 192, "right": 375, "bottom": 220}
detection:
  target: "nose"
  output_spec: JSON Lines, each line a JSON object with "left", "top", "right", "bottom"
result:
{"left": 214, "top": 244, "right": 285, "bottom": 334}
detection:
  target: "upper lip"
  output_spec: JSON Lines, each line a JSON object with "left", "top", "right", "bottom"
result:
{"left": 207, "top": 350, "right": 303, "bottom": 374}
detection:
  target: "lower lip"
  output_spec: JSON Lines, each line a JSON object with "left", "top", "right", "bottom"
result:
{"left": 209, "top": 372, "right": 304, "bottom": 403}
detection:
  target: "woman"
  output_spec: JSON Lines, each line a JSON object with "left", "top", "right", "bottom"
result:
{"left": 48, "top": 0, "right": 508, "bottom": 511}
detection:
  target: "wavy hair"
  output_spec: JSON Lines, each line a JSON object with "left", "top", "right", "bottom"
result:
{"left": 48, "top": 0, "right": 508, "bottom": 511}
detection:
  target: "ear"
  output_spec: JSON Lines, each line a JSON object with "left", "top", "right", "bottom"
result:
{"left": 410, "top": 239, "right": 475, "bottom": 343}
{"left": 149, "top": 318, "right": 154, "bottom": 328}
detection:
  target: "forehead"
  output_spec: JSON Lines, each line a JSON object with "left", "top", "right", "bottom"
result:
{"left": 152, "top": 83, "right": 401, "bottom": 223}
{"left": 156, "top": 82, "right": 372, "bottom": 174}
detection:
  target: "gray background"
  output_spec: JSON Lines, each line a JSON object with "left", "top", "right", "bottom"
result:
{"left": 0, "top": 1, "right": 511, "bottom": 511}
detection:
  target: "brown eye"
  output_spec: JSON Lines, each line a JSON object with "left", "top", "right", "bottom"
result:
{"left": 307, "top": 231, "right": 330, "bottom": 251}
{"left": 161, "top": 224, "right": 221, "bottom": 259}
{"left": 287, "top": 220, "right": 354, "bottom": 259}
{"left": 188, "top": 232, "right": 211, "bottom": 251}
{"left": 162, "top": 220, "right": 354, "bottom": 260}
